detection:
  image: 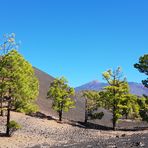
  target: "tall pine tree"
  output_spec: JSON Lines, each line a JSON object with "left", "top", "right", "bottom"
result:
{"left": 102, "top": 67, "right": 129, "bottom": 130}
{"left": 1, "top": 50, "right": 39, "bottom": 136}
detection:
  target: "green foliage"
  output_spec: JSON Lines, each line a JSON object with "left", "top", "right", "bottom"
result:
{"left": 0, "top": 33, "right": 38, "bottom": 136}
{"left": 0, "top": 49, "right": 39, "bottom": 113}
{"left": 99, "top": 91, "right": 112, "bottom": 109}
{"left": 47, "top": 77, "right": 75, "bottom": 121}
{"left": 0, "top": 33, "right": 19, "bottom": 116}
{"left": 102, "top": 67, "right": 146, "bottom": 127}
{"left": 82, "top": 90, "right": 104, "bottom": 122}
{"left": 102, "top": 67, "right": 130, "bottom": 130}
{"left": 120, "top": 94, "right": 140, "bottom": 119}
{"left": 134, "top": 54, "right": 148, "bottom": 88}
{"left": 13, "top": 99, "right": 39, "bottom": 114}
{"left": 138, "top": 95, "right": 148, "bottom": 122}
{"left": 82, "top": 90, "right": 100, "bottom": 113}
{"left": 7, "top": 120, "right": 21, "bottom": 136}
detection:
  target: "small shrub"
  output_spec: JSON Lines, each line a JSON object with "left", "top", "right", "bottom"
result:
{"left": 7, "top": 120, "right": 22, "bottom": 136}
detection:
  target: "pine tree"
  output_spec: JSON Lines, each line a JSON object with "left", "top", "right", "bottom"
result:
{"left": 134, "top": 54, "right": 148, "bottom": 121}
{"left": 0, "top": 48, "right": 39, "bottom": 136}
{"left": 82, "top": 90, "right": 101, "bottom": 123}
{"left": 0, "top": 33, "right": 18, "bottom": 116}
{"left": 138, "top": 95, "right": 148, "bottom": 122}
{"left": 102, "top": 67, "right": 129, "bottom": 130}
{"left": 47, "top": 77, "right": 75, "bottom": 121}
{"left": 1, "top": 50, "right": 39, "bottom": 113}
{"left": 134, "top": 54, "right": 148, "bottom": 88}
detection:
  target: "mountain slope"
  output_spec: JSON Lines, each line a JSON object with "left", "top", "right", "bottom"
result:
{"left": 33, "top": 67, "right": 147, "bottom": 123}
{"left": 75, "top": 80, "right": 107, "bottom": 91}
{"left": 33, "top": 67, "right": 85, "bottom": 121}
{"left": 128, "top": 82, "right": 148, "bottom": 96}
{"left": 33, "top": 67, "right": 55, "bottom": 115}
{"left": 75, "top": 80, "right": 148, "bottom": 96}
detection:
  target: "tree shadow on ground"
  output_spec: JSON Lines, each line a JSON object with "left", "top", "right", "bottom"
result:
{"left": 0, "top": 133, "right": 8, "bottom": 137}
{"left": 28, "top": 111, "right": 56, "bottom": 121}
{"left": 28, "top": 112, "right": 148, "bottom": 131}
{"left": 68, "top": 120, "right": 148, "bottom": 131}
{"left": 68, "top": 120, "right": 112, "bottom": 130}
{"left": 118, "top": 126, "right": 148, "bottom": 131}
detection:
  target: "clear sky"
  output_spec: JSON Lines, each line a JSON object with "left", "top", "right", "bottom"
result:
{"left": 0, "top": 0, "right": 147, "bottom": 87}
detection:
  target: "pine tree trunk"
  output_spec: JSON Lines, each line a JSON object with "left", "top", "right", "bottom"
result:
{"left": 85, "top": 110, "right": 88, "bottom": 123}
{"left": 112, "top": 105, "right": 116, "bottom": 131}
{"left": 125, "top": 112, "right": 128, "bottom": 119}
{"left": 84, "top": 98, "right": 88, "bottom": 123}
{"left": 59, "top": 110, "right": 62, "bottom": 121}
{"left": 59, "top": 102, "right": 63, "bottom": 122}
{"left": 113, "top": 119, "right": 116, "bottom": 131}
{"left": 6, "top": 100, "right": 10, "bottom": 136}
{"left": 113, "top": 117, "right": 116, "bottom": 130}
{"left": 0, "top": 100, "right": 4, "bottom": 116}
{"left": 0, "top": 78, "right": 4, "bottom": 116}
{"left": 112, "top": 81, "right": 117, "bottom": 131}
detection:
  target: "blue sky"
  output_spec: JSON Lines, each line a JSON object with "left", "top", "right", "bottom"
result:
{"left": 0, "top": 0, "right": 147, "bottom": 87}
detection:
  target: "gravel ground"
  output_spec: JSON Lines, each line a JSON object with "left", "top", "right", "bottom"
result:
{"left": 52, "top": 133, "right": 148, "bottom": 148}
{"left": 0, "top": 112, "right": 148, "bottom": 148}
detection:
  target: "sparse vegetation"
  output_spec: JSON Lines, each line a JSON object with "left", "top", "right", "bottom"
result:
{"left": 0, "top": 0, "right": 148, "bottom": 147}
{"left": 0, "top": 33, "right": 147, "bottom": 148}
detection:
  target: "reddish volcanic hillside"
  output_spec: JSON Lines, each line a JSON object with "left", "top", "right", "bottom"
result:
{"left": 33, "top": 67, "right": 55, "bottom": 116}
{"left": 33, "top": 67, "right": 85, "bottom": 121}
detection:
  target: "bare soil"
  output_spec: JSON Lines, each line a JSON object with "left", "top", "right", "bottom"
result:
{"left": 0, "top": 112, "right": 148, "bottom": 148}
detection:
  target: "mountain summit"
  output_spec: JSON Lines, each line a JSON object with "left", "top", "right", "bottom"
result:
{"left": 75, "top": 80, "right": 148, "bottom": 96}
{"left": 75, "top": 80, "right": 107, "bottom": 92}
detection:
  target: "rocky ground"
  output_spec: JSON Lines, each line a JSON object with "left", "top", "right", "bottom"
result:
{"left": 0, "top": 112, "right": 148, "bottom": 148}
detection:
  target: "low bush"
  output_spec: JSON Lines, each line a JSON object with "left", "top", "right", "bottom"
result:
{"left": 7, "top": 120, "right": 22, "bottom": 136}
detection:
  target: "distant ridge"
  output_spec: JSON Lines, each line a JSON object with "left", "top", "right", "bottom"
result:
{"left": 128, "top": 82, "right": 148, "bottom": 96}
{"left": 75, "top": 80, "right": 107, "bottom": 91}
{"left": 75, "top": 80, "right": 148, "bottom": 96}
